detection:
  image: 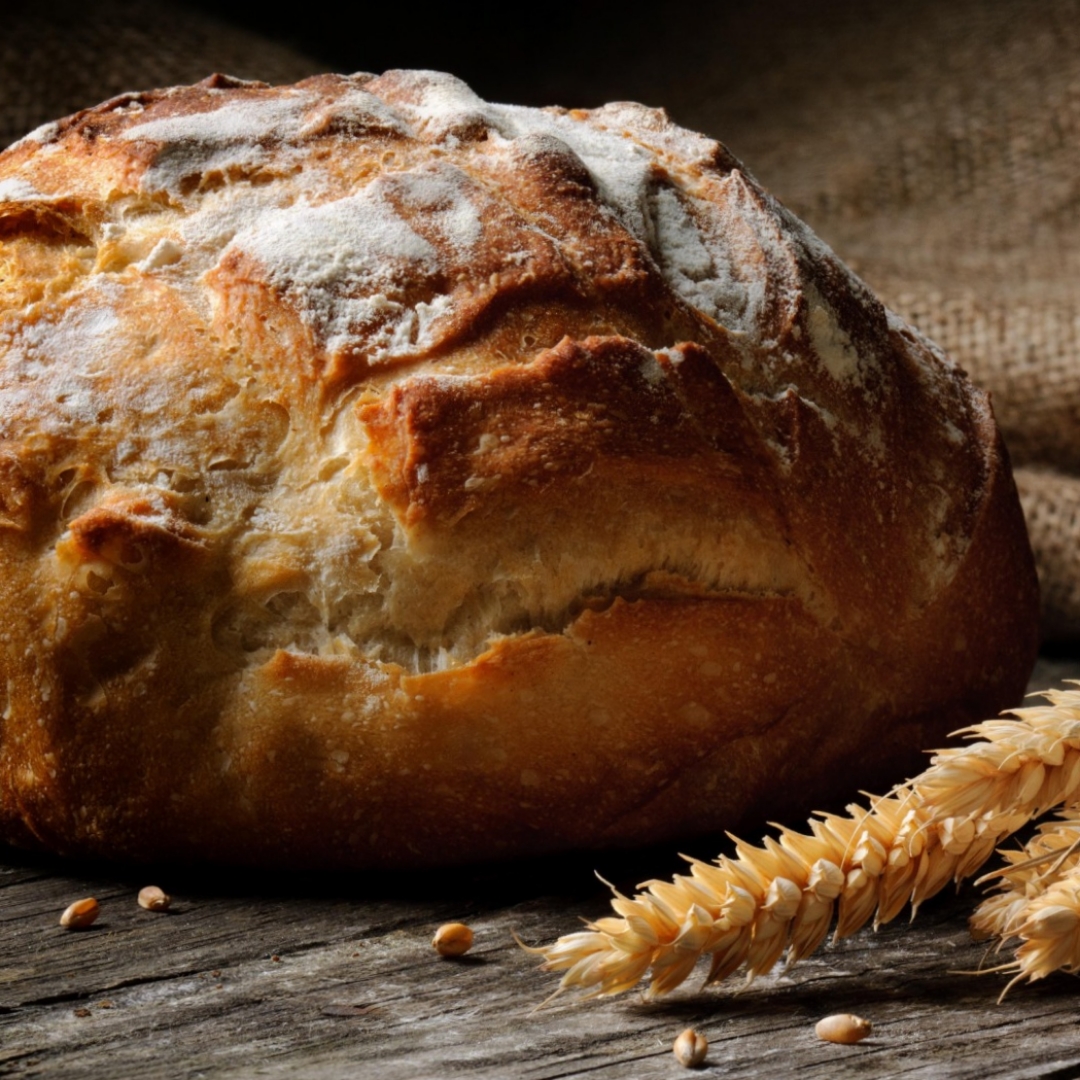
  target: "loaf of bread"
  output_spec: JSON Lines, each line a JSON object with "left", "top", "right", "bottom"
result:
{"left": 0, "top": 72, "right": 1039, "bottom": 868}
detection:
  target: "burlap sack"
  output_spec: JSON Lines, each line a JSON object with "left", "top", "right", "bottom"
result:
{"left": 2, "top": 0, "right": 1076, "bottom": 639}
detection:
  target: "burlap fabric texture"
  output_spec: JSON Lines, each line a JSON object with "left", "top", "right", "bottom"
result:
{"left": 2, "top": 0, "right": 1076, "bottom": 640}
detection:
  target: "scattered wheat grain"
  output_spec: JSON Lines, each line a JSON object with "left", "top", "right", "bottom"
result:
{"left": 59, "top": 897, "right": 99, "bottom": 929}
{"left": 137, "top": 885, "right": 171, "bottom": 912}
{"left": 433, "top": 922, "right": 474, "bottom": 957}
{"left": 815, "top": 1014, "right": 872, "bottom": 1044}
{"left": 673, "top": 1027, "right": 708, "bottom": 1067}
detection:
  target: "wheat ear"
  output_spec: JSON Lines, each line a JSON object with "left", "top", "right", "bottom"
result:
{"left": 969, "top": 809, "right": 1080, "bottom": 996}
{"left": 537, "top": 686, "right": 1080, "bottom": 1000}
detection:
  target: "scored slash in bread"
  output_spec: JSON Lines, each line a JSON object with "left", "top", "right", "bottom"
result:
{"left": 0, "top": 72, "right": 1038, "bottom": 868}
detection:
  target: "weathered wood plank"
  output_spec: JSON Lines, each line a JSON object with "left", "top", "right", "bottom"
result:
{"left": 0, "top": 658, "right": 1078, "bottom": 1078}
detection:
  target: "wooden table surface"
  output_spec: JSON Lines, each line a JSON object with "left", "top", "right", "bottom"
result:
{"left": 2, "top": 657, "right": 1079, "bottom": 1080}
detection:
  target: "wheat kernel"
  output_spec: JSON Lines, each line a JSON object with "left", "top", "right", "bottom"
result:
{"left": 815, "top": 1013, "right": 872, "bottom": 1044}
{"left": 433, "top": 922, "right": 474, "bottom": 957}
{"left": 59, "top": 897, "right": 99, "bottom": 929}
{"left": 673, "top": 1028, "right": 708, "bottom": 1067}
{"left": 137, "top": 885, "right": 171, "bottom": 912}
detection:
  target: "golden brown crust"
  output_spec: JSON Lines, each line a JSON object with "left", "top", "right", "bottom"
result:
{"left": 0, "top": 71, "right": 1039, "bottom": 867}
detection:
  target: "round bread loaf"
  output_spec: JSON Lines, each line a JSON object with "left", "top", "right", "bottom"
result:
{"left": 0, "top": 72, "right": 1039, "bottom": 868}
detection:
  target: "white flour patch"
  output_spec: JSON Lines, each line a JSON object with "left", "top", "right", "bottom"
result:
{"left": 122, "top": 90, "right": 317, "bottom": 148}
{"left": 227, "top": 181, "right": 439, "bottom": 361}
{"left": 122, "top": 91, "right": 317, "bottom": 196}
{"left": 298, "top": 86, "right": 412, "bottom": 138}
{"left": 648, "top": 184, "right": 753, "bottom": 331}
{"left": 0, "top": 177, "right": 45, "bottom": 202}
{"left": 489, "top": 102, "right": 655, "bottom": 241}
{"left": 805, "top": 285, "right": 862, "bottom": 385}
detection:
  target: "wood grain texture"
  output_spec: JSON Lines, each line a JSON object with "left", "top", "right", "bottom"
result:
{"left": 1, "top": 657, "right": 1078, "bottom": 1079}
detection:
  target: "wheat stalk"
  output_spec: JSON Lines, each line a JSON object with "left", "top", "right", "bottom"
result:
{"left": 536, "top": 686, "right": 1080, "bottom": 1000}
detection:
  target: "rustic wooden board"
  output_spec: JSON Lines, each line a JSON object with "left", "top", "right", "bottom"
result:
{"left": 2, "top": 658, "right": 1079, "bottom": 1079}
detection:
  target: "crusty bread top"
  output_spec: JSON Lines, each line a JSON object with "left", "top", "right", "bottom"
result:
{"left": 0, "top": 72, "right": 1037, "bottom": 867}
{"left": 0, "top": 71, "right": 992, "bottom": 667}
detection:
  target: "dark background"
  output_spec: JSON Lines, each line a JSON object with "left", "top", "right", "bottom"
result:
{"left": 181, "top": 0, "right": 672, "bottom": 106}
{"left": 175, "top": 0, "right": 751, "bottom": 109}
{"left": 0, "top": 0, "right": 894, "bottom": 161}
